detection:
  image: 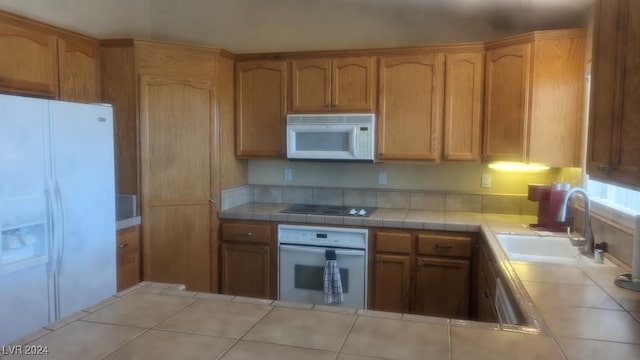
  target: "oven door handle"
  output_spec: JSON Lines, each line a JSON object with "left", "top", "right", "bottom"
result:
{"left": 279, "top": 244, "right": 365, "bottom": 257}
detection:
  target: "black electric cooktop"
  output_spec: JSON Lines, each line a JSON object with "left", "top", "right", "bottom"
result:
{"left": 280, "top": 204, "right": 376, "bottom": 217}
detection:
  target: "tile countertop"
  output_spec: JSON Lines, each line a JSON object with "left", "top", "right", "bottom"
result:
{"left": 218, "top": 203, "right": 640, "bottom": 359}
{"left": 116, "top": 216, "right": 141, "bottom": 231}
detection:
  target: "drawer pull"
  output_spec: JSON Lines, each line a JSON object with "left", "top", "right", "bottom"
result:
{"left": 118, "top": 243, "right": 129, "bottom": 248}
{"left": 435, "top": 243, "right": 453, "bottom": 249}
{"left": 481, "top": 290, "right": 489, "bottom": 299}
{"left": 238, "top": 232, "right": 253, "bottom": 237}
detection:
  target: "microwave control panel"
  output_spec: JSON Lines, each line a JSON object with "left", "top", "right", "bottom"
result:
{"left": 357, "top": 126, "right": 372, "bottom": 158}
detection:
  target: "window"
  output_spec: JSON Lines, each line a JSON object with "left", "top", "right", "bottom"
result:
{"left": 587, "top": 178, "right": 640, "bottom": 215}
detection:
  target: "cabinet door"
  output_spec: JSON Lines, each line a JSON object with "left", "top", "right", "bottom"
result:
{"left": 0, "top": 21, "right": 58, "bottom": 97}
{"left": 483, "top": 44, "right": 531, "bottom": 162}
{"left": 587, "top": 0, "right": 640, "bottom": 187}
{"left": 58, "top": 36, "right": 101, "bottom": 103}
{"left": 378, "top": 54, "right": 444, "bottom": 160}
{"left": 372, "top": 254, "right": 411, "bottom": 313}
{"left": 139, "top": 76, "right": 214, "bottom": 292}
{"left": 221, "top": 243, "right": 271, "bottom": 299}
{"left": 443, "top": 53, "right": 483, "bottom": 162}
{"left": 290, "top": 58, "right": 331, "bottom": 112}
{"left": 236, "top": 61, "right": 287, "bottom": 158}
{"left": 332, "top": 57, "right": 376, "bottom": 111}
{"left": 414, "top": 257, "right": 470, "bottom": 318}
{"left": 116, "top": 226, "right": 141, "bottom": 292}
{"left": 476, "top": 271, "right": 498, "bottom": 322}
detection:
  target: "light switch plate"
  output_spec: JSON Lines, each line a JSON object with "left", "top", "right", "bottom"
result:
{"left": 284, "top": 168, "right": 293, "bottom": 182}
{"left": 481, "top": 173, "right": 491, "bottom": 188}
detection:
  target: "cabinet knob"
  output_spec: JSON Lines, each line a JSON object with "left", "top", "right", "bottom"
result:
{"left": 597, "top": 164, "right": 609, "bottom": 172}
{"left": 481, "top": 154, "right": 488, "bottom": 159}
{"left": 210, "top": 199, "right": 217, "bottom": 204}
{"left": 481, "top": 290, "right": 489, "bottom": 299}
{"left": 417, "top": 260, "right": 425, "bottom": 266}
{"left": 118, "top": 243, "right": 129, "bottom": 248}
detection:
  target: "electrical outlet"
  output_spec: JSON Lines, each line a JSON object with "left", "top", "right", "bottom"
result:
{"left": 378, "top": 171, "right": 387, "bottom": 185}
{"left": 284, "top": 168, "right": 293, "bottom": 182}
{"left": 481, "top": 173, "right": 491, "bottom": 188}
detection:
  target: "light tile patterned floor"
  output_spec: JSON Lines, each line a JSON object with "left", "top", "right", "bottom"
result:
{"left": 4, "top": 282, "right": 639, "bottom": 360}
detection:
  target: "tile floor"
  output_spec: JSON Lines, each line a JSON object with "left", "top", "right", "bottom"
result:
{"left": 2, "top": 283, "right": 565, "bottom": 360}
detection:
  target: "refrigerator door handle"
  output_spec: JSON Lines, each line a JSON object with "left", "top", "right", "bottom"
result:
{"left": 45, "top": 187, "right": 57, "bottom": 276}
{"left": 54, "top": 183, "right": 66, "bottom": 272}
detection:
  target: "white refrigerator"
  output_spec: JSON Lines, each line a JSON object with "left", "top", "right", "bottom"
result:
{"left": 0, "top": 94, "right": 116, "bottom": 345}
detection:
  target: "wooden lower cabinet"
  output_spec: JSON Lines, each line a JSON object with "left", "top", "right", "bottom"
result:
{"left": 221, "top": 243, "right": 271, "bottom": 299}
{"left": 476, "top": 270, "right": 498, "bottom": 322}
{"left": 372, "top": 254, "right": 411, "bottom": 313}
{"left": 474, "top": 236, "right": 498, "bottom": 322}
{"left": 371, "top": 229, "right": 472, "bottom": 318}
{"left": 116, "top": 226, "right": 141, "bottom": 292}
{"left": 414, "top": 256, "right": 470, "bottom": 318}
{"left": 220, "top": 221, "right": 275, "bottom": 299}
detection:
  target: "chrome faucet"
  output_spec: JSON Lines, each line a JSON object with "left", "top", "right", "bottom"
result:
{"left": 557, "top": 187, "right": 594, "bottom": 257}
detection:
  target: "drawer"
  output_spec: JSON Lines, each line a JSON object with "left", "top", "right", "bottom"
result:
{"left": 222, "top": 222, "right": 271, "bottom": 244}
{"left": 417, "top": 234, "right": 472, "bottom": 258}
{"left": 376, "top": 231, "right": 413, "bottom": 254}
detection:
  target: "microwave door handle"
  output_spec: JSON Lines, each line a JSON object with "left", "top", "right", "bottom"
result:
{"left": 279, "top": 244, "right": 364, "bottom": 257}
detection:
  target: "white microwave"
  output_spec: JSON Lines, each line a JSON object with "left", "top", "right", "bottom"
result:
{"left": 286, "top": 114, "right": 375, "bottom": 161}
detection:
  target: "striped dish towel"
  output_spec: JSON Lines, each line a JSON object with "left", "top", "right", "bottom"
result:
{"left": 323, "top": 249, "right": 344, "bottom": 305}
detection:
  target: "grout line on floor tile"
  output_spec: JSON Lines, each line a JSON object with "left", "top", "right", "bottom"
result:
{"left": 96, "top": 328, "right": 153, "bottom": 360}
{"left": 214, "top": 338, "right": 241, "bottom": 360}
{"left": 145, "top": 297, "right": 199, "bottom": 329}
{"left": 236, "top": 305, "right": 277, "bottom": 340}
{"left": 448, "top": 323, "right": 452, "bottom": 360}
{"left": 335, "top": 312, "right": 360, "bottom": 357}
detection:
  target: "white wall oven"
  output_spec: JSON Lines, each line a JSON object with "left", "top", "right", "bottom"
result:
{"left": 278, "top": 224, "right": 367, "bottom": 309}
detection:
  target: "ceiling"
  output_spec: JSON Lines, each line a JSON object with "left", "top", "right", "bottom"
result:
{"left": 0, "top": 0, "right": 593, "bottom": 53}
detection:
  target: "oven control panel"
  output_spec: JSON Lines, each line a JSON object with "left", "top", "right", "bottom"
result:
{"left": 277, "top": 224, "right": 367, "bottom": 249}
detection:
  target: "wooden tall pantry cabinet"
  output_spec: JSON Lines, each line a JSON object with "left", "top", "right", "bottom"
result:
{"left": 101, "top": 40, "right": 234, "bottom": 292}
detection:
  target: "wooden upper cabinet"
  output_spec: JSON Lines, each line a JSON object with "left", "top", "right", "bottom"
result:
{"left": 0, "top": 20, "right": 58, "bottom": 98}
{"left": 588, "top": 0, "right": 640, "bottom": 187}
{"left": 483, "top": 30, "right": 585, "bottom": 166}
{"left": 378, "top": 53, "right": 444, "bottom": 160}
{"left": 332, "top": 57, "right": 376, "bottom": 111}
{"left": 236, "top": 60, "right": 287, "bottom": 158}
{"left": 483, "top": 44, "right": 531, "bottom": 163}
{"left": 290, "top": 56, "right": 375, "bottom": 112}
{"left": 291, "top": 58, "right": 331, "bottom": 111}
{"left": 444, "top": 53, "right": 483, "bottom": 162}
{"left": 58, "top": 35, "right": 101, "bottom": 103}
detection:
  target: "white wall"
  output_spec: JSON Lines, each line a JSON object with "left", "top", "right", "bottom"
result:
{"left": 0, "top": 0, "right": 151, "bottom": 38}
{"left": 147, "top": 0, "right": 589, "bottom": 53}
{"left": 0, "top": 0, "right": 589, "bottom": 53}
